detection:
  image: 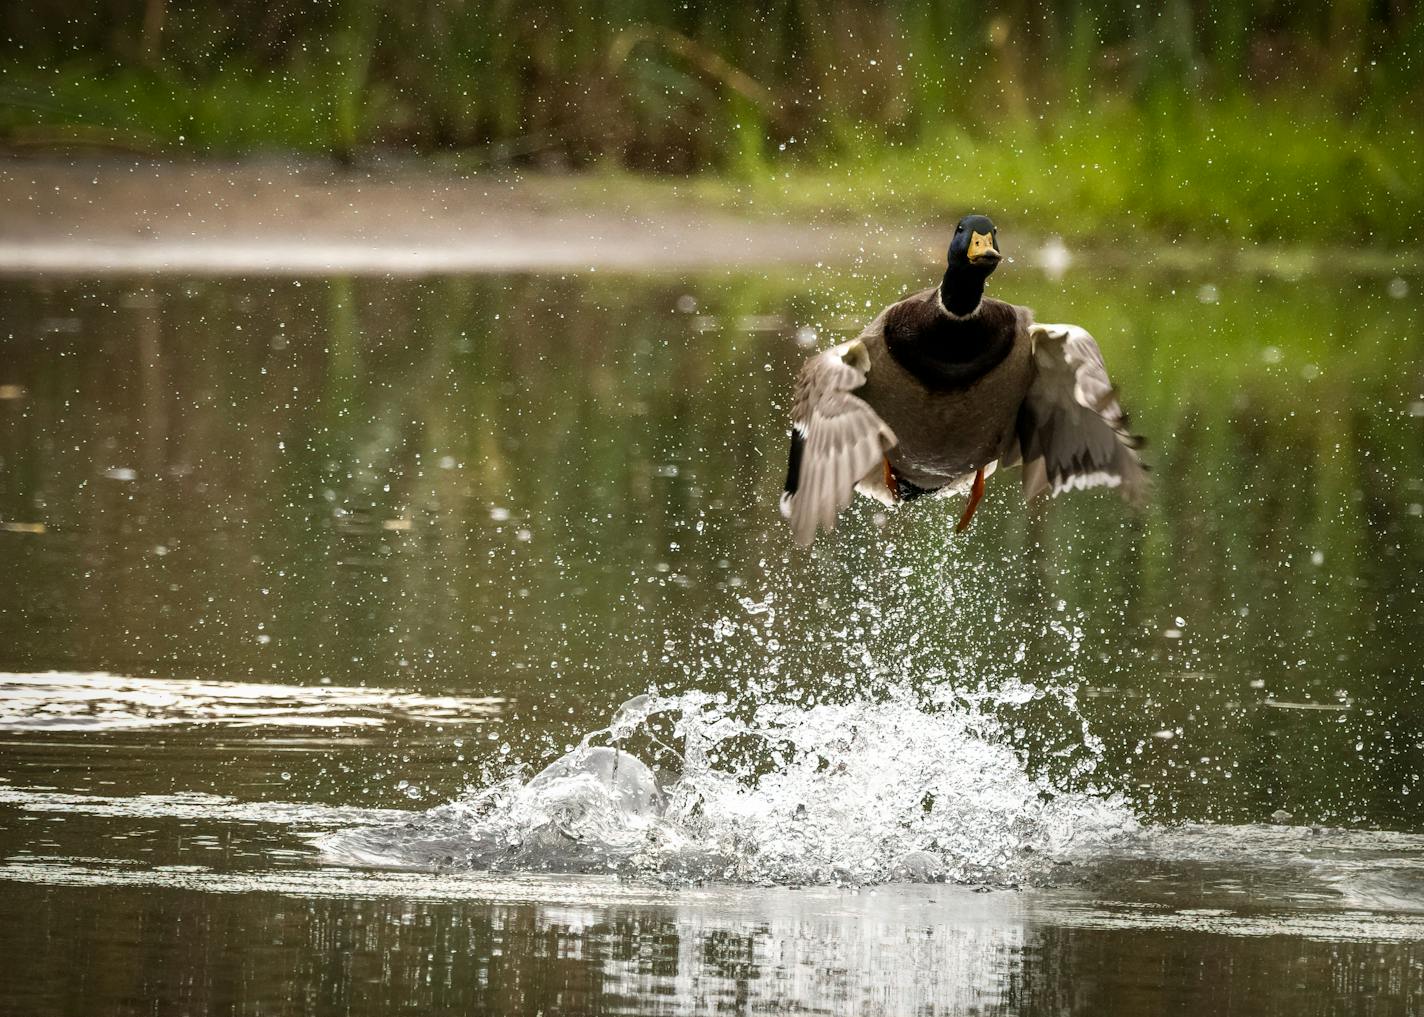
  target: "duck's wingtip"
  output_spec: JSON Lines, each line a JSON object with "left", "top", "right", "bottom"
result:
{"left": 780, "top": 495, "right": 823, "bottom": 546}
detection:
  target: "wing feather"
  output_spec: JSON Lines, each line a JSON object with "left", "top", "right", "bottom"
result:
{"left": 781, "top": 337, "right": 897, "bottom": 545}
{"left": 1019, "top": 323, "right": 1146, "bottom": 503}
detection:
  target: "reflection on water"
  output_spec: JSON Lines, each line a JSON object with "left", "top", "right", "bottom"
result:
{"left": 2, "top": 859, "right": 1422, "bottom": 1015}
{"left": 1, "top": 267, "right": 1422, "bottom": 1014}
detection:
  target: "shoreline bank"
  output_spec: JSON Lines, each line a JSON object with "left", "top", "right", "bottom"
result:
{"left": 1, "top": 158, "right": 1418, "bottom": 278}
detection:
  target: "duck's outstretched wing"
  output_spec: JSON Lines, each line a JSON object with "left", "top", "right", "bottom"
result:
{"left": 780, "top": 337, "right": 897, "bottom": 545}
{"left": 1018, "top": 323, "right": 1146, "bottom": 502}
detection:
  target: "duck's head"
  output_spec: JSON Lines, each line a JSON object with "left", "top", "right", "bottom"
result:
{"left": 948, "top": 214, "right": 1001, "bottom": 274}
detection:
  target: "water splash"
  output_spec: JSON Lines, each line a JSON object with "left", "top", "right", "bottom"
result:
{"left": 324, "top": 524, "right": 1138, "bottom": 885}
{"left": 321, "top": 684, "right": 1134, "bottom": 885}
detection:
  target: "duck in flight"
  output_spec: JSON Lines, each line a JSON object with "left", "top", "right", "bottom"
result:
{"left": 780, "top": 214, "right": 1145, "bottom": 546}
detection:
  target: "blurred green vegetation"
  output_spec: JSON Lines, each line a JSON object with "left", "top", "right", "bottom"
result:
{"left": 1, "top": 1, "right": 1422, "bottom": 242}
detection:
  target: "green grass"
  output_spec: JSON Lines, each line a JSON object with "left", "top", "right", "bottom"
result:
{"left": 0, "top": 63, "right": 341, "bottom": 153}
{"left": 5, "top": 59, "right": 1421, "bottom": 249}
{"left": 695, "top": 96, "right": 1424, "bottom": 247}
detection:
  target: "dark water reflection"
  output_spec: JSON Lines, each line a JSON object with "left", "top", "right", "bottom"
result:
{"left": 3, "top": 876, "right": 1420, "bottom": 1017}
{"left": 1, "top": 265, "right": 1422, "bottom": 1014}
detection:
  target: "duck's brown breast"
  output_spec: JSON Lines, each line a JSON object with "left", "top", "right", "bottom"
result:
{"left": 858, "top": 296, "right": 1034, "bottom": 488}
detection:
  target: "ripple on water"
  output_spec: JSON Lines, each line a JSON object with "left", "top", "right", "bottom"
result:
{"left": 0, "top": 672, "right": 504, "bottom": 731}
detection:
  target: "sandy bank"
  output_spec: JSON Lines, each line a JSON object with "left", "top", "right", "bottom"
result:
{"left": 0, "top": 158, "right": 925, "bottom": 276}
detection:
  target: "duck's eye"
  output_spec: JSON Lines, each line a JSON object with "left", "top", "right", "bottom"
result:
{"left": 956, "top": 225, "right": 964, "bottom": 233}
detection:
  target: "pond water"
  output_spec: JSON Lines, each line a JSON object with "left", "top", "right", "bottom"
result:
{"left": 1, "top": 262, "right": 1422, "bottom": 1014}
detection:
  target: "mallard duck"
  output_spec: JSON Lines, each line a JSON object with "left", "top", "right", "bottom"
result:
{"left": 780, "top": 214, "right": 1145, "bottom": 546}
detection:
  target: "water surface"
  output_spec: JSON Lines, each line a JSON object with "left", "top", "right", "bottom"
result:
{"left": 1, "top": 264, "right": 1421, "bottom": 1013}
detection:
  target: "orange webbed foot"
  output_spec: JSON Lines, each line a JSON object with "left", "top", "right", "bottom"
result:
{"left": 954, "top": 468, "right": 986, "bottom": 533}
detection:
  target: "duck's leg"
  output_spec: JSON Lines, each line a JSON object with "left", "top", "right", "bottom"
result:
{"left": 883, "top": 456, "right": 899, "bottom": 502}
{"left": 954, "top": 467, "right": 986, "bottom": 533}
